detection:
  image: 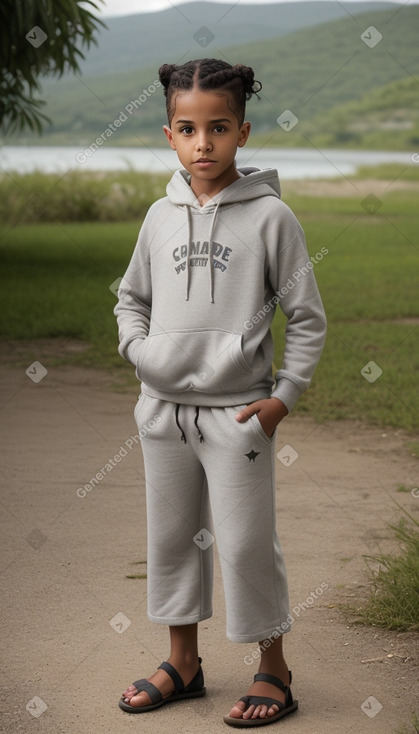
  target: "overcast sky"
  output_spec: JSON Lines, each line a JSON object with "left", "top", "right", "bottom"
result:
{"left": 99, "top": 0, "right": 413, "bottom": 17}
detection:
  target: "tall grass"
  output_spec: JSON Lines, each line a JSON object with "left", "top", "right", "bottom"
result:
{"left": 1, "top": 164, "right": 418, "bottom": 224}
{"left": 354, "top": 510, "right": 419, "bottom": 631}
{"left": 0, "top": 169, "right": 170, "bottom": 224}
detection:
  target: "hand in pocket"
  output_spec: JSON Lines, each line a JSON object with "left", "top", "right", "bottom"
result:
{"left": 235, "top": 398, "right": 288, "bottom": 437}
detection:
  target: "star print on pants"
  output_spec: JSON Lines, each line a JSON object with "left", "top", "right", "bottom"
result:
{"left": 245, "top": 449, "right": 260, "bottom": 462}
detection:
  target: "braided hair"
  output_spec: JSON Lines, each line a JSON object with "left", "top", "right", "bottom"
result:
{"left": 158, "top": 58, "right": 262, "bottom": 125}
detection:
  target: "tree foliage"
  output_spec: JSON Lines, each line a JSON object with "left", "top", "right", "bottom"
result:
{"left": 0, "top": 0, "right": 106, "bottom": 135}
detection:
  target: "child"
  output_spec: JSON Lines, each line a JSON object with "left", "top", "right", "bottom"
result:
{"left": 115, "top": 58, "right": 326, "bottom": 727}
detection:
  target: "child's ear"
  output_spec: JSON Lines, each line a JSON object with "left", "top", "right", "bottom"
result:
{"left": 237, "top": 121, "right": 251, "bottom": 148}
{"left": 163, "top": 125, "right": 177, "bottom": 150}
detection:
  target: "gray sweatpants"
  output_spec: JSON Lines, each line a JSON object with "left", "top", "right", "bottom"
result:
{"left": 135, "top": 393, "right": 290, "bottom": 644}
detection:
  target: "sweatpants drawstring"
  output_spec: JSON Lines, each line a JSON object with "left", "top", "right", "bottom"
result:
{"left": 175, "top": 404, "right": 205, "bottom": 443}
{"left": 175, "top": 403, "right": 187, "bottom": 443}
{"left": 194, "top": 406, "right": 204, "bottom": 443}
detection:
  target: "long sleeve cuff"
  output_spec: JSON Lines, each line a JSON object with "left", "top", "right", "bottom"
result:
{"left": 271, "top": 377, "right": 303, "bottom": 413}
{"left": 126, "top": 338, "right": 144, "bottom": 366}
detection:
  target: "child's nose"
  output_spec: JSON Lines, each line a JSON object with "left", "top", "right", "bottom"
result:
{"left": 196, "top": 137, "right": 212, "bottom": 152}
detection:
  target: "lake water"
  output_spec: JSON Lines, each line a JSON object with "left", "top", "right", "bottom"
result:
{"left": 0, "top": 145, "right": 413, "bottom": 179}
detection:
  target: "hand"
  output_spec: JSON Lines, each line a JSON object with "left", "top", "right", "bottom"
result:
{"left": 235, "top": 398, "right": 289, "bottom": 437}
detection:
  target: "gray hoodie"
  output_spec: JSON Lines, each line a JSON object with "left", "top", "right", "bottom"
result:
{"left": 114, "top": 167, "right": 326, "bottom": 411}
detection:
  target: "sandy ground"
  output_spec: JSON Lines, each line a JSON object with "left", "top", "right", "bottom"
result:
{"left": 0, "top": 355, "right": 418, "bottom": 734}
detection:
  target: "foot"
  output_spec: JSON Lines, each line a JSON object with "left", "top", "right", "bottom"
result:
{"left": 121, "top": 657, "right": 200, "bottom": 709}
{"left": 228, "top": 668, "right": 290, "bottom": 722}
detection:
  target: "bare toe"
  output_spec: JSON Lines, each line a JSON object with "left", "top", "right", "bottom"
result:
{"left": 228, "top": 701, "right": 247, "bottom": 719}
{"left": 122, "top": 684, "right": 136, "bottom": 697}
{"left": 251, "top": 704, "right": 267, "bottom": 719}
{"left": 124, "top": 691, "right": 151, "bottom": 708}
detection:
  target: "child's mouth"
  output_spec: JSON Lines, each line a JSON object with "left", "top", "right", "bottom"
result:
{"left": 194, "top": 159, "right": 216, "bottom": 168}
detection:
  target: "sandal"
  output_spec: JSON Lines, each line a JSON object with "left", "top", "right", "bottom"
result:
{"left": 118, "top": 657, "right": 206, "bottom": 713}
{"left": 223, "top": 670, "right": 298, "bottom": 727}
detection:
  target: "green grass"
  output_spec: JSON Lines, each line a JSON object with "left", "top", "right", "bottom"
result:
{"left": 407, "top": 442, "right": 419, "bottom": 459}
{"left": 348, "top": 505, "right": 419, "bottom": 631}
{"left": 1, "top": 170, "right": 418, "bottom": 430}
{"left": 0, "top": 220, "right": 138, "bottom": 370}
{"left": 277, "top": 183, "right": 419, "bottom": 430}
{"left": 396, "top": 484, "right": 416, "bottom": 494}
{"left": 395, "top": 713, "right": 419, "bottom": 734}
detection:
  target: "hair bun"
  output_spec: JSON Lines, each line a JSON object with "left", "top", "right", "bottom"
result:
{"left": 233, "top": 64, "right": 262, "bottom": 99}
{"left": 232, "top": 64, "right": 262, "bottom": 98}
{"left": 158, "top": 63, "right": 178, "bottom": 93}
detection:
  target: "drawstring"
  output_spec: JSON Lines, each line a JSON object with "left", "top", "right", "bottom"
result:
{"left": 175, "top": 403, "right": 187, "bottom": 443}
{"left": 184, "top": 201, "right": 221, "bottom": 303}
{"left": 207, "top": 201, "right": 221, "bottom": 304}
{"left": 185, "top": 205, "right": 193, "bottom": 302}
{"left": 194, "top": 406, "right": 204, "bottom": 443}
{"left": 175, "top": 404, "right": 205, "bottom": 443}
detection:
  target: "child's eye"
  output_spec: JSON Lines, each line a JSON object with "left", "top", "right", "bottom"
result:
{"left": 180, "top": 126, "right": 194, "bottom": 135}
{"left": 213, "top": 125, "right": 227, "bottom": 133}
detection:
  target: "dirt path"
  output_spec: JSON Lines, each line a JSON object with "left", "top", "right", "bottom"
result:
{"left": 0, "top": 360, "right": 418, "bottom": 734}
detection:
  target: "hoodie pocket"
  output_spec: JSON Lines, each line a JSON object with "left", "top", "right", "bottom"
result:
{"left": 137, "top": 328, "right": 252, "bottom": 394}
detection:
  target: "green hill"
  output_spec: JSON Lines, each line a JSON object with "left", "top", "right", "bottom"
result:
{"left": 228, "top": 5, "right": 419, "bottom": 140}
{"left": 6, "top": 3, "right": 419, "bottom": 150}
{"left": 250, "top": 76, "right": 419, "bottom": 150}
{"left": 48, "top": 1, "right": 400, "bottom": 77}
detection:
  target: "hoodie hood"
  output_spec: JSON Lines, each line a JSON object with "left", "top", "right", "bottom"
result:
{"left": 166, "top": 167, "right": 281, "bottom": 208}
{"left": 166, "top": 167, "right": 281, "bottom": 302}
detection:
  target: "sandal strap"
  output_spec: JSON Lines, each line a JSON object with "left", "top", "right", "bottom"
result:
{"left": 240, "top": 694, "right": 284, "bottom": 711}
{"left": 131, "top": 657, "right": 203, "bottom": 701}
{"left": 158, "top": 661, "right": 184, "bottom": 693}
{"left": 130, "top": 678, "right": 162, "bottom": 704}
{"left": 253, "top": 672, "right": 287, "bottom": 694}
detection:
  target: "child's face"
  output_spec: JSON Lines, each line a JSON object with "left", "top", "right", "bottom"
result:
{"left": 163, "top": 88, "right": 251, "bottom": 198}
